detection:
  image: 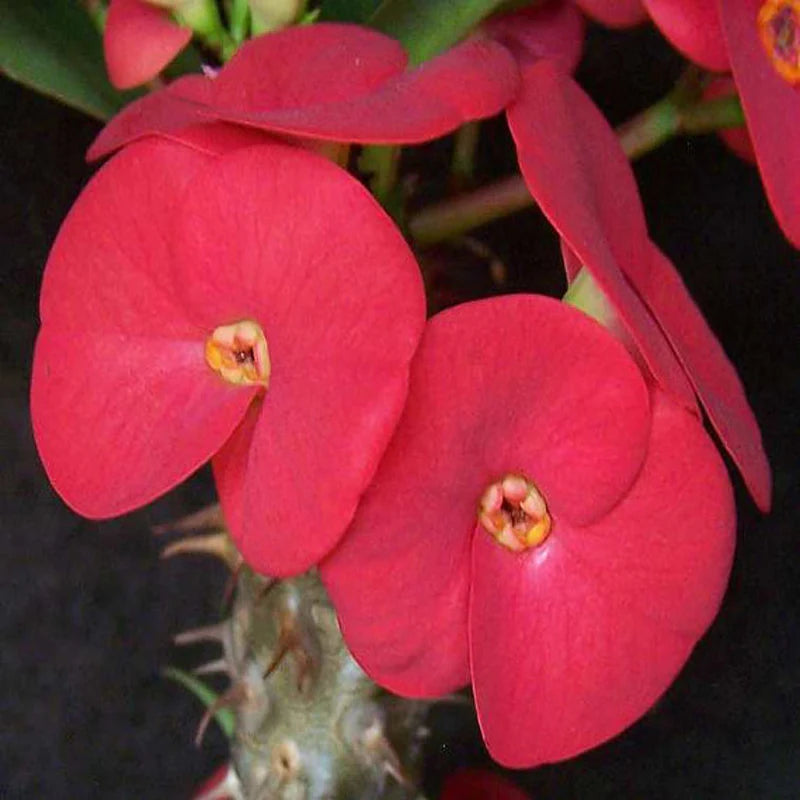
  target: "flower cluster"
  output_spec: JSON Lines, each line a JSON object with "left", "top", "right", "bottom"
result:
{"left": 33, "top": 1, "right": 774, "bottom": 774}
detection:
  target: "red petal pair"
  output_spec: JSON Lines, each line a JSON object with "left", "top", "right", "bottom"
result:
{"left": 88, "top": 22, "right": 519, "bottom": 161}
{"left": 31, "top": 137, "right": 425, "bottom": 576}
{"left": 104, "top": 0, "right": 192, "bottom": 89}
{"left": 322, "top": 294, "right": 735, "bottom": 767}
{"left": 507, "top": 61, "right": 771, "bottom": 511}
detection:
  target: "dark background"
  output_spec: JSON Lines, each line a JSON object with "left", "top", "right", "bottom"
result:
{"left": 1, "top": 22, "right": 798, "bottom": 800}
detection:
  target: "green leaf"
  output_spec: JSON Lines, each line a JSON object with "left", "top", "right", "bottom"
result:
{"left": 318, "top": 0, "right": 383, "bottom": 23}
{"left": 162, "top": 667, "right": 235, "bottom": 739}
{"left": 369, "top": 0, "right": 507, "bottom": 64}
{"left": 0, "top": 0, "right": 141, "bottom": 120}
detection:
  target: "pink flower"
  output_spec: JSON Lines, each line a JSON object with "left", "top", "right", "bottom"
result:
{"left": 641, "top": 0, "right": 800, "bottom": 248}
{"left": 442, "top": 768, "right": 529, "bottom": 800}
{"left": 104, "top": 0, "right": 192, "bottom": 89}
{"left": 506, "top": 61, "right": 771, "bottom": 510}
{"left": 88, "top": 22, "right": 519, "bottom": 160}
{"left": 321, "top": 294, "right": 735, "bottom": 767}
{"left": 31, "top": 136, "right": 425, "bottom": 577}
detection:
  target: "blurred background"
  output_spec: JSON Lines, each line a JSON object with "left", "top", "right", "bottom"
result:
{"left": 1, "top": 21, "right": 798, "bottom": 800}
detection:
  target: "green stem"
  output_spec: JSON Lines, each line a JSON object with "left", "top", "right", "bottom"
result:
{"left": 409, "top": 91, "right": 746, "bottom": 247}
{"left": 370, "top": 0, "right": 507, "bottom": 65}
{"left": 451, "top": 121, "right": 481, "bottom": 188}
{"left": 227, "top": 0, "right": 250, "bottom": 44}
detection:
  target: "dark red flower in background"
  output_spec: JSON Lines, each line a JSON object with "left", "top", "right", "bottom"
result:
{"left": 31, "top": 136, "right": 425, "bottom": 576}
{"left": 573, "top": 0, "right": 648, "bottom": 28}
{"left": 507, "top": 61, "right": 771, "bottom": 510}
{"left": 441, "top": 768, "right": 529, "bottom": 800}
{"left": 104, "top": 0, "right": 191, "bottom": 89}
{"left": 322, "top": 295, "right": 735, "bottom": 767}
{"left": 88, "top": 22, "right": 519, "bottom": 160}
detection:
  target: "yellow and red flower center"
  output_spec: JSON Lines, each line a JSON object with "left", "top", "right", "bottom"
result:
{"left": 205, "top": 319, "right": 271, "bottom": 387}
{"left": 478, "top": 473, "right": 552, "bottom": 552}
{"left": 758, "top": 0, "right": 800, "bottom": 84}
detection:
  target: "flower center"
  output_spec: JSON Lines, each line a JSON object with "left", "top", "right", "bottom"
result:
{"left": 758, "top": 0, "right": 800, "bottom": 84}
{"left": 205, "top": 319, "right": 271, "bottom": 387}
{"left": 478, "top": 473, "right": 551, "bottom": 552}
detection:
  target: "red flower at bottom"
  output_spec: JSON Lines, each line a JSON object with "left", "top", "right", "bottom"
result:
{"left": 322, "top": 295, "right": 735, "bottom": 767}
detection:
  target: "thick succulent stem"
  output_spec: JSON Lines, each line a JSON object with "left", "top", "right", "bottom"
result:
{"left": 167, "top": 513, "right": 430, "bottom": 800}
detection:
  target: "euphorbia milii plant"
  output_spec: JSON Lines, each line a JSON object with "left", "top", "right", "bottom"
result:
{"left": 31, "top": 135, "right": 425, "bottom": 576}
{"left": 321, "top": 294, "right": 735, "bottom": 767}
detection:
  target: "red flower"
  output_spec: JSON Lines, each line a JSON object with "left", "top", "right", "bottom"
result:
{"left": 88, "top": 22, "right": 519, "bottom": 160}
{"left": 104, "top": 0, "right": 192, "bottom": 89}
{"left": 31, "top": 136, "right": 425, "bottom": 577}
{"left": 641, "top": 0, "right": 800, "bottom": 248}
{"left": 573, "top": 0, "right": 648, "bottom": 28}
{"left": 321, "top": 295, "right": 735, "bottom": 767}
{"left": 506, "top": 61, "right": 771, "bottom": 510}
{"left": 441, "top": 768, "right": 529, "bottom": 800}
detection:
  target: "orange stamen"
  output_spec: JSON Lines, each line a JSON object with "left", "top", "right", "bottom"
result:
{"left": 758, "top": 0, "right": 800, "bottom": 84}
{"left": 205, "top": 319, "right": 271, "bottom": 387}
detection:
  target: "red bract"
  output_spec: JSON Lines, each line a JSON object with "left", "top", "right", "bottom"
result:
{"left": 483, "top": 0, "right": 586, "bottom": 73}
{"left": 573, "top": 0, "right": 648, "bottom": 28}
{"left": 321, "top": 295, "right": 735, "bottom": 767}
{"left": 642, "top": 0, "right": 729, "bottom": 69}
{"left": 88, "top": 22, "right": 518, "bottom": 161}
{"left": 640, "top": 0, "right": 800, "bottom": 248}
{"left": 104, "top": 0, "right": 192, "bottom": 89}
{"left": 441, "top": 768, "right": 529, "bottom": 800}
{"left": 31, "top": 137, "right": 425, "bottom": 577}
{"left": 717, "top": 0, "right": 800, "bottom": 249}
{"left": 507, "top": 61, "right": 771, "bottom": 510}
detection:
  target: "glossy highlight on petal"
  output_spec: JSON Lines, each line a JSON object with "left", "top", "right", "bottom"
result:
{"left": 104, "top": 0, "right": 191, "bottom": 89}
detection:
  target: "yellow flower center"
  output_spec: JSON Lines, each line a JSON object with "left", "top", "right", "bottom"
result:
{"left": 478, "top": 473, "right": 552, "bottom": 552}
{"left": 205, "top": 319, "right": 271, "bottom": 387}
{"left": 758, "top": 0, "right": 800, "bottom": 84}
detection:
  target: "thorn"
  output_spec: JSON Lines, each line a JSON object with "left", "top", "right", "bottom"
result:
{"left": 221, "top": 560, "right": 245, "bottom": 609}
{"left": 361, "top": 721, "right": 411, "bottom": 788}
{"left": 195, "top": 683, "right": 248, "bottom": 748}
{"left": 194, "top": 658, "right": 231, "bottom": 677}
{"left": 174, "top": 622, "right": 228, "bottom": 647}
{"left": 262, "top": 603, "right": 320, "bottom": 693}
{"left": 152, "top": 503, "right": 224, "bottom": 535}
{"left": 257, "top": 577, "right": 279, "bottom": 603}
{"left": 160, "top": 531, "right": 241, "bottom": 571}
